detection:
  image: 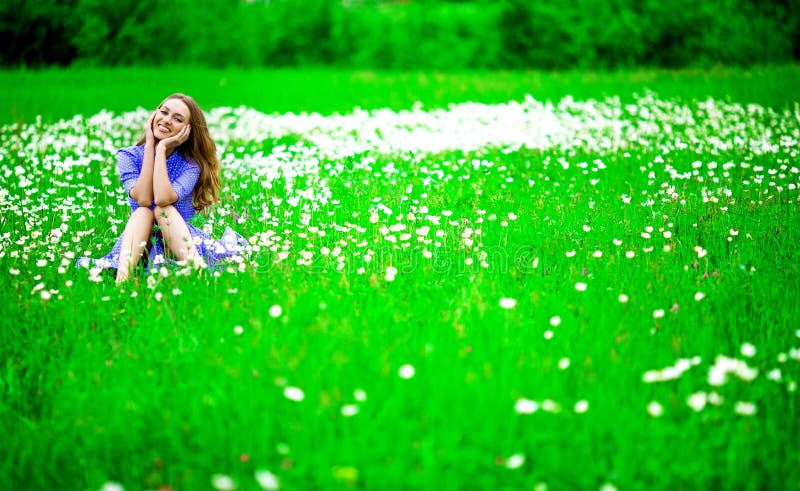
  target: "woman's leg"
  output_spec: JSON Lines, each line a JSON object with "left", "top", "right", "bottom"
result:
{"left": 153, "top": 205, "right": 206, "bottom": 268}
{"left": 116, "top": 207, "right": 154, "bottom": 283}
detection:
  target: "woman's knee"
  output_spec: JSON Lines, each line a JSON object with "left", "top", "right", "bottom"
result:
{"left": 132, "top": 206, "right": 154, "bottom": 222}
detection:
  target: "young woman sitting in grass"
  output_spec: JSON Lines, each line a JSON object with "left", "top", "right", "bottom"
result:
{"left": 76, "top": 93, "right": 245, "bottom": 282}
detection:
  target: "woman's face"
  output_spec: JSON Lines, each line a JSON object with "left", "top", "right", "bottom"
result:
{"left": 153, "top": 98, "right": 191, "bottom": 140}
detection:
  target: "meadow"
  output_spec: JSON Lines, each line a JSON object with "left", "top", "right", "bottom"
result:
{"left": 2, "top": 66, "right": 800, "bottom": 490}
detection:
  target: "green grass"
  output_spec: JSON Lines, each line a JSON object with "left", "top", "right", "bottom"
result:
{"left": 1, "top": 66, "right": 800, "bottom": 491}
{"left": 3, "top": 64, "right": 800, "bottom": 125}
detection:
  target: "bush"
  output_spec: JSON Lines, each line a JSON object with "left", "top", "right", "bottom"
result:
{"left": 1, "top": 0, "right": 797, "bottom": 69}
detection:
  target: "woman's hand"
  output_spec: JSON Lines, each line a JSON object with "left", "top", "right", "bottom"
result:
{"left": 145, "top": 110, "right": 157, "bottom": 147}
{"left": 157, "top": 125, "right": 191, "bottom": 154}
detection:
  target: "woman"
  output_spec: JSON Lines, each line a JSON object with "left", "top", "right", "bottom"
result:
{"left": 76, "top": 93, "right": 245, "bottom": 282}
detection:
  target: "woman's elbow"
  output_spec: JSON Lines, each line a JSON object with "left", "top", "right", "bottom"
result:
{"left": 154, "top": 197, "right": 176, "bottom": 208}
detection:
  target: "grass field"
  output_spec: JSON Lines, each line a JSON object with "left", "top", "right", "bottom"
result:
{"left": 3, "top": 64, "right": 800, "bottom": 125}
{"left": 2, "top": 66, "right": 800, "bottom": 491}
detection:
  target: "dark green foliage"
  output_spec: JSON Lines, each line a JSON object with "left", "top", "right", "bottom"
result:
{"left": 0, "top": 0, "right": 79, "bottom": 65}
{"left": 1, "top": 0, "right": 797, "bottom": 68}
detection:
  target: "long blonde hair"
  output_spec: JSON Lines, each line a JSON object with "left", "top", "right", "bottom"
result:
{"left": 138, "top": 93, "right": 220, "bottom": 212}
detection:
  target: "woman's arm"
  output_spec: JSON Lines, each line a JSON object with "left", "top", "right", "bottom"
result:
{"left": 153, "top": 125, "right": 191, "bottom": 207}
{"left": 129, "top": 112, "right": 157, "bottom": 207}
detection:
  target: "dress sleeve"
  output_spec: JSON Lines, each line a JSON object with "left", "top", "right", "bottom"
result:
{"left": 117, "top": 148, "right": 141, "bottom": 196}
{"left": 172, "top": 160, "right": 201, "bottom": 201}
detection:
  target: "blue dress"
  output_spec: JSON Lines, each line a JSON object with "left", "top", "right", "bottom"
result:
{"left": 76, "top": 145, "right": 247, "bottom": 271}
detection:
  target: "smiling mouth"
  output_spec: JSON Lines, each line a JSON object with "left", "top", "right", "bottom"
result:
{"left": 157, "top": 124, "right": 170, "bottom": 133}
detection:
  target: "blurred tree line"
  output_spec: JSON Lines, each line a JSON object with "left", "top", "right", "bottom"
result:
{"left": 2, "top": 0, "right": 798, "bottom": 69}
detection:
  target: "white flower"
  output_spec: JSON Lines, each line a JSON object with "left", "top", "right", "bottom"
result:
{"left": 505, "top": 454, "right": 525, "bottom": 469}
{"left": 574, "top": 400, "right": 589, "bottom": 413}
{"left": 574, "top": 282, "right": 587, "bottom": 292}
{"left": 600, "top": 483, "right": 618, "bottom": 491}
{"left": 212, "top": 474, "right": 236, "bottom": 491}
{"left": 592, "top": 250, "right": 603, "bottom": 258}
{"left": 618, "top": 293, "right": 629, "bottom": 303}
{"left": 647, "top": 401, "right": 663, "bottom": 417}
{"left": 543, "top": 330, "right": 554, "bottom": 340}
{"left": 269, "top": 305, "right": 283, "bottom": 318}
{"left": 734, "top": 401, "right": 757, "bottom": 416}
{"left": 740, "top": 343, "right": 756, "bottom": 358}
{"left": 341, "top": 404, "right": 359, "bottom": 417}
{"left": 40, "top": 291, "right": 51, "bottom": 300}
{"left": 694, "top": 292, "right": 705, "bottom": 301}
{"left": 499, "top": 297, "right": 517, "bottom": 309}
{"left": 385, "top": 266, "right": 398, "bottom": 282}
{"left": 558, "top": 358, "right": 570, "bottom": 370}
{"left": 687, "top": 392, "right": 707, "bottom": 412}
{"left": 541, "top": 399, "right": 560, "bottom": 413}
{"left": 514, "top": 398, "right": 539, "bottom": 414}
{"left": 354, "top": 389, "right": 367, "bottom": 401}
{"left": 233, "top": 326, "right": 244, "bottom": 336}
{"left": 255, "top": 469, "right": 280, "bottom": 490}
{"left": 99, "top": 482, "right": 125, "bottom": 491}
{"left": 708, "top": 366, "right": 727, "bottom": 386}
{"left": 283, "top": 386, "right": 304, "bottom": 402}
{"left": 549, "top": 316, "right": 561, "bottom": 327}
{"left": 653, "top": 309, "right": 665, "bottom": 319}
{"left": 625, "top": 250, "right": 635, "bottom": 258}
{"left": 398, "top": 364, "right": 415, "bottom": 379}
